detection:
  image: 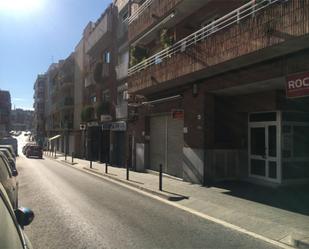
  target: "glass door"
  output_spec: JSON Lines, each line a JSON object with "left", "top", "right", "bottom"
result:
{"left": 249, "top": 123, "right": 280, "bottom": 182}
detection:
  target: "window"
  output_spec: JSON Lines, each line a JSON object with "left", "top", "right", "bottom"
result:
{"left": 90, "top": 95, "right": 96, "bottom": 103}
{"left": 103, "top": 51, "right": 111, "bottom": 64}
{"left": 102, "top": 90, "right": 110, "bottom": 102}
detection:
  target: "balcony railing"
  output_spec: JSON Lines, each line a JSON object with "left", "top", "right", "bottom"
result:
{"left": 128, "top": 0, "right": 280, "bottom": 76}
{"left": 128, "top": 0, "right": 152, "bottom": 24}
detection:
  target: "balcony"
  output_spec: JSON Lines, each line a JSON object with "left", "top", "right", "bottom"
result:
{"left": 85, "top": 74, "right": 95, "bottom": 88}
{"left": 128, "top": 0, "right": 182, "bottom": 42}
{"left": 116, "top": 102, "right": 128, "bottom": 120}
{"left": 85, "top": 13, "right": 111, "bottom": 53}
{"left": 115, "top": 62, "right": 128, "bottom": 80}
{"left": 57, "top": 97, "right": 74, "bottom": 110}
{"left": 59, "top": 79, "right": 74, "bottom": 89}
{"left": 128, "top": 0, "right": 309, "bottom": 93}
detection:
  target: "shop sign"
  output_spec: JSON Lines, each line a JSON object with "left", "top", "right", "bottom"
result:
{"left": 171, "top": 109, "right": 184, "bottom": 120}
{"left": 87, "top": 121, "right": 99, "bottom": 127}
{"left": 111, "top": 122, "right": 126, "bottom": 131}
{"left": 102, "top": 123, "right": 112, "bottom": 131}
{"left": 101, "top": 115, "right": 113, "bottom": 122}
{"left": 286, "top": 72, "right": 309, "bottom": 98}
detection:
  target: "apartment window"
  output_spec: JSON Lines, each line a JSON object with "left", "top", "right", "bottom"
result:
{"left": 103, "top": 51, "right": 111, "bottom": 64}
{"left": 102, "top": 90, "right": 110, "bottom": 102}
{"left": 90, "top": 95, "right": 97, "bottom": 103}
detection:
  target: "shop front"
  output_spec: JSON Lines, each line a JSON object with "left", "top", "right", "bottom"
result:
{"left": 110, "top": 121, "right": 126, "bottom": 167}
{"left": 210, "top": 72, "right": 309, "bottom": 185}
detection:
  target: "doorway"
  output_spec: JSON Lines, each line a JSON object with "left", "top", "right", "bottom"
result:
{"left": 249, "top": 112, "right": 281, "bottom": 183}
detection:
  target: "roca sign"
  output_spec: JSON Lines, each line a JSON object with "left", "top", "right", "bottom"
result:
{"left": 286, "top": 72, "right": 309, "bottom": 98}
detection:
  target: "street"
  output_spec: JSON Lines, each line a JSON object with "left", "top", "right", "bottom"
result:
{"left": 16, "top": 135, "right": 281, "bottom": 249}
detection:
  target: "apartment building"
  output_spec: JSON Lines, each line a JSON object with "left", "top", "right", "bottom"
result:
{"left": 0, "top": 90, "right": 11, "bottom": 137}
{"left": 127, "top": 0, "right": 309, "bottom": 185}
{"left": 33, "top": 74, "right": 47, "bottom": 145}
{"left": 112, "top": 0, "right": 129, "bottom": 167}
{"left": 81, "top": 4, "right": 118, "bottom": 162}
{"left": 45, "top": 55, "right": 75, "bottom": 154}
{"left": 11, "top": 109, "right": 34, "bottom": 131}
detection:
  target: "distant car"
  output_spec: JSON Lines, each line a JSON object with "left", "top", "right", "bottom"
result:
{"left": 22, "top": 143, "right": 36, "bottom": 155}
{"left": 0, "top": 151, "right": 18, "bottom": 209}
{"left": 0, "top": 181, "right": 34, "bottom": 249}
{"left": 26, "top": 145, "right": 43, "bottom": 159}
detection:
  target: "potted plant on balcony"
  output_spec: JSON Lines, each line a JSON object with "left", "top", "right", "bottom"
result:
{"left": 160, "top": 28, "right": 173, "bottom": 49}
{"left": 130, "top": 46, "right": 148, "bottom": 67}
{"left": 81, "top": 106, "right": 95, "bottom": 122}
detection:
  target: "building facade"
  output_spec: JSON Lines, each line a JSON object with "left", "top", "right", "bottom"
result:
{"left": 112, "top": 0, "right": 129, "bottom": 167}
{"left": 33, "top": 74, "right": 47, "bottom": 145}
{"left": 10, "top": 109, "right": 33, "bottom": 131}
{"left": 47, "top": 55, "right": 75, "bottom": 154}
{"left": 0, "top": 90, "right": 11, "bottom": 137}
{"left": 81, "top": 4, "right": 118, "bottom": 162}
{"left": 127, "top": 0, "right": 309, "bottom": 185}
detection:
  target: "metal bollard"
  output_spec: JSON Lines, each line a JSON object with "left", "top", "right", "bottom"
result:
{"left": 65, "top": 153, "right": 67, "bottom": 161}
{"left": 90, "top": 159, "right": 92, "bottom": 169}
{"left": 54, "top": 148, "right": 56, "bottom": 158}
{"left": 159, "top": 164, "right": 163, "bottom": 191}
{"left": 71, "top": 152, "right": 74, "bottom": 165}
{"left": 105, "top": 163, "right": 108, "bottom": 174}
{"left": 126, "top": 160, "right": 129, "bottom": 181}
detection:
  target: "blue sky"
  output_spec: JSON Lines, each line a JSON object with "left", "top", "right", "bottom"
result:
{"left": 0, "top": 0, "right": 111, "bottom": 110}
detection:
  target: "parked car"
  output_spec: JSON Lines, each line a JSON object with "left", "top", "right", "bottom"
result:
{"left": 0, "top": 137, "right": 18, "bottom": 156}
{"left": 0, "top": 182, "right": 34, "bottom": 249}
{"left": 0, "top": 148, "right": 16, "bottom": 171}
{"left": 0, "top": 151, "right": 18, "bottom": 209}
{"left": 0, "top": 144, "right": 16, "bottom": 159}
{"left": 26, "top": 145, "right": 43, "bottom": 159}
{"left": 22, "top": 143, "right": 36, "bottom": 155}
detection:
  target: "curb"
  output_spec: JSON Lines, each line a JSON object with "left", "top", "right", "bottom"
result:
{"left": 82, "top": 167, "right": 179, "bottom": 201}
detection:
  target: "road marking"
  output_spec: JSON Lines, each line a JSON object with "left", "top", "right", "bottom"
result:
{"left": 48, "top": 157, "right": 295, "bottom": 249}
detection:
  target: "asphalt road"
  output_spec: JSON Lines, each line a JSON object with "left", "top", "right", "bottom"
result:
{"left": 16, "top": 135, "right": 280, "bottom": 249}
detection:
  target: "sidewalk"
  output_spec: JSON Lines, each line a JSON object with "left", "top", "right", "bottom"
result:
{"left": 45, "top": 152, "right": 309, "bottom": 249}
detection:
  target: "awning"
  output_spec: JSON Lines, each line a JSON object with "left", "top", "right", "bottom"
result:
{"left": 48, "top": 135, "right": 61, "bottom": 141}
